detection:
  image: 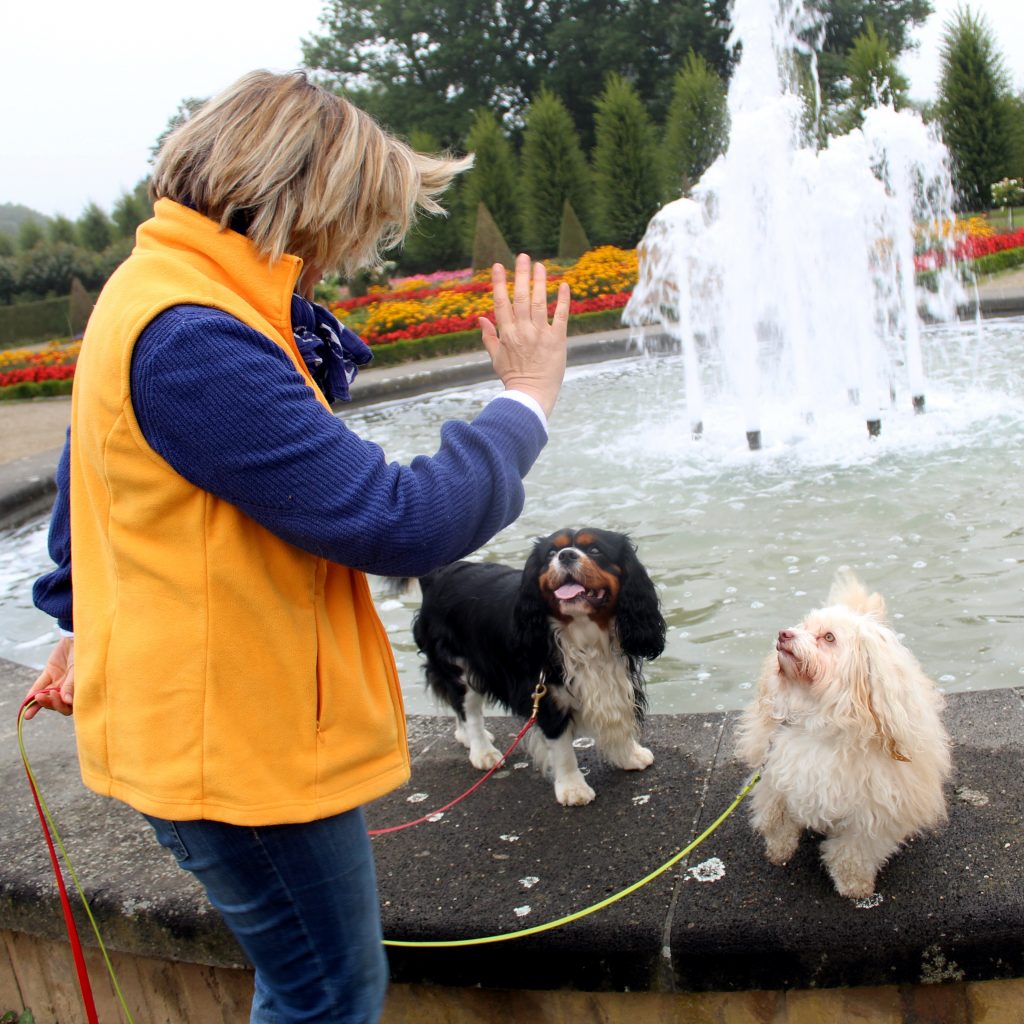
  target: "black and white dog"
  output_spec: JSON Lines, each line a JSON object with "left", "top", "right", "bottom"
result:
{"left": 412, "top": 528, "right": 666, "bottom": 806}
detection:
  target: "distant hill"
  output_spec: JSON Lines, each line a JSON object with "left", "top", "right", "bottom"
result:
{"left": 0, "top": 203, "right": 50, "bottom": 239}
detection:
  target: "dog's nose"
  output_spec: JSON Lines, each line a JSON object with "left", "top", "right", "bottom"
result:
{"left": 558, "top": 549, "right": 579, "bottom": 565}
{"left": 778, "top": 629, "right": 795, "bottom": 644}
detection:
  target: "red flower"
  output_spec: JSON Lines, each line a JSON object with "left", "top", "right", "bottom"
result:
{"left": 0, "top": 365, "right": 76, "bottom": 388}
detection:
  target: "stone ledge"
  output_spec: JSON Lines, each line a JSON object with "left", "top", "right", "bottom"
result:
{"left": 2, "top": 655, "right": 1021, "bottom": 996}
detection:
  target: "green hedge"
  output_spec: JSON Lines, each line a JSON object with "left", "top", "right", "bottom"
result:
{"left": 0, "top": 292, "right": 97, "bottom": 349}
{"left": 917, "top": 245, "right": 1024, "bottom": 292}
{"left": 364, "top": 308, "right": 626, "bottom": 367}
{"left": 970, "top": 247, "right": 1024, "bottom": 277}
{"left": 0, "top": 378, "right": 74, "bottom": 401}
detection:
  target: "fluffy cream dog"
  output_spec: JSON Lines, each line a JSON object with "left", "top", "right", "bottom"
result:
{"left": 736, "top": 572, "right": 952, "bottom": 899}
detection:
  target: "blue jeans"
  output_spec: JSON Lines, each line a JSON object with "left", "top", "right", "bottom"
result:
{"left": 144, "top": 809, "right": 388, "bottom": 1023}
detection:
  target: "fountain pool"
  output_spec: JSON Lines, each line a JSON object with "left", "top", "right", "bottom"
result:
{"left": 3, "top": 315, "right": 1021, "bottom": 714}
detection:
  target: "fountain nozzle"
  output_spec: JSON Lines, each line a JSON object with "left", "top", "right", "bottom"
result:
{"left": 866, "top": 419, "right": 881, "bottom": 438}
{"left": 746, "top": 430, "right": 762, "bottom": 451}
{"left": 912, "top": 395, "right": 926, "bottom": 414}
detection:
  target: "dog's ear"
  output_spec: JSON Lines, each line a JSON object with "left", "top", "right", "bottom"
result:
{"left": 846, "top": 623, "right": 922, "bottom": 763}
{"left": 514, "top": 538, "right": 554, "bottom": 655}
{"left": 829, "top": 571, "right": 887, "bottom": 621}
{"left": 615, "top": 542, "right": 666, "bottom": 661}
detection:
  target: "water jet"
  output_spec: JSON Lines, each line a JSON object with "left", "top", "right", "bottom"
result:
{"left": 625, "top": 0, "right": 964, "bottom": 448}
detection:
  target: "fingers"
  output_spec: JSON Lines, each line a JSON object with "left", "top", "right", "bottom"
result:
{"left": 490, "top": 263, "right": 512, "bottom": 334}
{"left": 531, "top": 261, "right": 548, "bottom": 326}
{"left": 478, "top": 316, "right": 499, "bottom": 359}
{"left": 512, "top": 252, "right": 531, "bottom": 323}
{"left": 552, "top": 281, "right": 571, "bottom": 326}
{"left": 24, "top": 690, "right": 74, "bottom": 719}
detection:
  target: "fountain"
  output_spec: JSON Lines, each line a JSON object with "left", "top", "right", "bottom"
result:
{"left": 623, "top": 0, "right": 964, "bottom": 448}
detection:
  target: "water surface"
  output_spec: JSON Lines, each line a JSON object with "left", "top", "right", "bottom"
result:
{"left": 3, "top": 317, "right": 1021, "bottom": 715}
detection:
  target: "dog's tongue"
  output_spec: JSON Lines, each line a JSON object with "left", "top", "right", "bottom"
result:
{"left": 555, "top": 583, "right": 586, "bottom": 600}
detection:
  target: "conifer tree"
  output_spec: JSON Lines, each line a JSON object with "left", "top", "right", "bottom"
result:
{"left": 662, "top": 51, "right": 728, "bottom": 196}
{"left": 462, "top": 110, "right": 521, "bottom": 252}
{"left": 77, "top": 203, "right": 113, "bottom": 253}
{"left": 520, "top": 89, "right": 592, "bottom": 254}
{"left": 48, "top": 215, "right": 77, "bottom": 245}
{"left": 557, "top": 199, "right": 591, "bottom": 260}
{"left": 592, "top": 74, "right": 663, "bottom": 247}
{"left": 837, "top": 22, "right": 909, "bottom": 133}
{"left": 69, "top": 276, "right": 94, "bottom": 335}
{"left": 936, "top": 6, "right": 1013, "bottom": 211}
{"left": 471, "top": 203, "right": 515, "bottom": 271}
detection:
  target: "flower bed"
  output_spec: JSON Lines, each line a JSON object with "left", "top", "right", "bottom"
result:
{"left": 0, "top": 340, "right": 81, "bottom": 400}
{"left": 4, "top": 229, "right": 1020, "bottom": 402}
{"left": 330, "top": 246, "right": 638, "bottom": 345}
{"left": 915, "top": 223, "right": 1024, "bottom": 273}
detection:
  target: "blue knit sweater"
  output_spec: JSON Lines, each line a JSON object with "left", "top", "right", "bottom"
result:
{"left": 33, "top": 299, "right": 547, "bottom": 631}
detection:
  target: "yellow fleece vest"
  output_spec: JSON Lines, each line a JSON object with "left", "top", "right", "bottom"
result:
{"left": 69, "top": 199, "right": 409, "bottom": 825}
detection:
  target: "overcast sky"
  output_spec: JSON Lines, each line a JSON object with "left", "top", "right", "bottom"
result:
{"left": 1, "top": 0, "right": 1021, "bottom": 220}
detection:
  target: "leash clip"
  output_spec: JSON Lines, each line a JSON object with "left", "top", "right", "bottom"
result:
{"left": 530, "top": 680, "right": 548, "bottom": 718}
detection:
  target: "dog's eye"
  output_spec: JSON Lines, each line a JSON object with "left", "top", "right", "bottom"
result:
{"left": 823, "top": 632, "right": 836, "bottom": 643}
{"left": 588, "top": 545, "right": 601, "bottom": 555}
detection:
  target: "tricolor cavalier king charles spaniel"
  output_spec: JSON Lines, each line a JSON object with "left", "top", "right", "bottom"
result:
{"left": 412, "top": 528, "right": 666, "bottom": 806}
{"left": 736, "top": 572, "right": 952, "bottom": 899}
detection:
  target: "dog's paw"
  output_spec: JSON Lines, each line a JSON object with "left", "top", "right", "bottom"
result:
{"left": 764, "top": 834, "right": 799, "bottom": 866}
{"left": 619, "top": 744, "right": 655, "bottom": 770}
{"left": 835, "top": 877, "right": 877, "bottom": 901}
{"left": 555, "top": 774, "right": 597, "bottom": 806}
{"left": 469, "top": 744, "right": 503, "bottom": 771}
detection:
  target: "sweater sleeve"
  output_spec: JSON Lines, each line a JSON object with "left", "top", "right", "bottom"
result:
{"left": 129, "top": 306, "right": 547, "bottom": 578}
{"left": 31, "top": 428, "right": 74, "bottom": 631}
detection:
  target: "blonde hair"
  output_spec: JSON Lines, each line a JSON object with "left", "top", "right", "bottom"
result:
{"left": 150, "top": 70, "right": 471, "bottom": 275}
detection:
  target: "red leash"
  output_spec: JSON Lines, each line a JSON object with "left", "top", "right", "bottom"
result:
{"left": 18, "top": 688, "right": 100, "bottom": 1024}
{"left": 369, "top": 682, "right": 547, "bottom": 837}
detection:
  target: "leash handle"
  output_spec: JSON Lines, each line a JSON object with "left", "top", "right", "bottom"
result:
{"left": 19, "top": 689, "right": 100, "bottom": 1024}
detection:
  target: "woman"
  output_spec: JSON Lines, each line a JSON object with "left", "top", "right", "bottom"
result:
{"left": 25, "top": 70, "right": 569, "bottom": 1023}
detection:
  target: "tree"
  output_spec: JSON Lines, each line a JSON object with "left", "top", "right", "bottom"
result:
{"left": 69, "top": 276, "right": 94, "bottom": 334}
{"left": 18, "top": 218, "right": 44, "bottom": 252}
{"left": 836, "top": 21, "right": 910, "bottom": 132}
{"left": 662, "top": 51, "right": 729, "bottom": 196}
{"left": 1004, "top": 91, "right": 1024, "bottom": 179}
{"left": 112, "top": 181, "right": 153, "bottom": 239}
{"left": 77, "top": 203, "right": 113, "bottom": 252}
{"left": 0, "top": 257, "right": 16, "bottom": 303}
{"left": 591, "top": 74, "right": 663, "bottom": 247}
{"left": 471, "top": 202, "right": 515, "bottom": 270}
{"left": 48, "top": 215, "right": 77, "bottom": 245}
{"left": 461, "top": 110, "right": 521, "bottom": 251}
{"left": 936, "top": 5, "right": 1013, "bottom": 211}
{"left": 151, "top": 97, "right": 207, "bottom": 162}
{"left": 16, "top": 242, "right": 98, "bottom": 298}
{"left": 519, "top": 89, "right": 593, "bottom": 254}
{"left": 809, "top": 0, "right": 932, "bottom": 110}
{"left": 302, "top": 0, "right": 733, "bottom": 147}
{"left": 557, "top": 199, "right": 591, "bottom": 260}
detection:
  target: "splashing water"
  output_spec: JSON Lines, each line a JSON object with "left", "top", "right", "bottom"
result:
{"left": 623, "top": 0, "right": 963, "bottom": 447}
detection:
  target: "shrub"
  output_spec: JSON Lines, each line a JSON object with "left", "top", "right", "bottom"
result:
{"left": 557, "top": 200, "right": 591, "bottom": 260}
{"left": 592, "top": 74, "right": 663, "bottom": 247}
{"left": 471, "top": 203, "right": 515, "bottom": 271}
{"left": 520, "top": 89, "right": 593, "bottom": 254}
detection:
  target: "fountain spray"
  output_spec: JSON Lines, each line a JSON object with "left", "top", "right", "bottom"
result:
{"left": 625, "top": 0, "right": 963, "bottom": 448}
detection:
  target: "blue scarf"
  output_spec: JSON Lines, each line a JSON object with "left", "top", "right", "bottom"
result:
{"left": 291, "top": 295, "right": 373, "bottom": 404}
